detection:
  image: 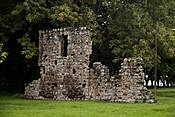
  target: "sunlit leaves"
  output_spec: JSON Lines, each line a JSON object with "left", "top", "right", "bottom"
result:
{"left": 158, "top": 25, "right": 175, "bottom": 58}
{"left": 48, "top": 4, "right": 80, "bottom": 24}
{"left": 17, "top": 34, "right": 38, "bottom": 59}
{"left": 0, "top": 33, "right": 8, "bottom": 63}
{"left": 11, "top": 0, "right": 97, "bottom": 28}
{"left": 0, "top": 43, "right": 8, "bottom": 63}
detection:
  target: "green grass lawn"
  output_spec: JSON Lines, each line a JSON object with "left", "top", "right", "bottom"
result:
{"left": 0, "top": 87, "right": 175, "bottom": 117}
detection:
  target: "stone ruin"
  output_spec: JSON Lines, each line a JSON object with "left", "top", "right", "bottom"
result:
{"left": 25, "top": 27, "right": 155, "bottom": 102}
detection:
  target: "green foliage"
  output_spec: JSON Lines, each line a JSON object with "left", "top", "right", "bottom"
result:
{"left": 0, "top": 44, "right": 8, "bottom": 63}
{"left": 0, "top": 33, "right": 8, "bottom": 63}
{"left": 94, "top": 0, "right": 175, "bottom": 76}
{"left": 48, "top": 4, "right": 80, "bottom": 23}
{"left": 11, "top": 0, "right": 98, "bottom": 28}
{"left": 17, "top": 34, "right": 38, "bottom": 59}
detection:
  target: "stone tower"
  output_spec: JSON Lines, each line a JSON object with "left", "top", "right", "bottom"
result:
{"left": 25, "top": 27, "right": 92, "bottom": 99}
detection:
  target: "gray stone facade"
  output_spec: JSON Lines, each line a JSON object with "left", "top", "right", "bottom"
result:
{"left": 89, "top": 59, "right": 154, "bottom": 102}
{"left": 25, "top": 27, "right": 155, "bottom": 102}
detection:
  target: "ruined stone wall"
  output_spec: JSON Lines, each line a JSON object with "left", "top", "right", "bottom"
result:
{"left": 89, "top": 58, "right": 154, "bottom": 102}
{"left": 25, "top": 79, "right": 41, "bottom": 99}
{"left": 25, "top": 27, "right": 154, "bottom": 102}
{"left": 117, "top": 58, "right": 154, "bottom": 102}
{"left": 88, "top": 62, "right": 117, "bottom": 100}
{"left": 25, "top": 27, "right": 91, "bottom": 99}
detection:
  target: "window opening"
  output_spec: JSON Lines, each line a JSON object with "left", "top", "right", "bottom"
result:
{"left": 73, "top": 69, "right": 76, "bottom": 74}
{"left": 62, "top": 35, "right": 68, "bottom": 57}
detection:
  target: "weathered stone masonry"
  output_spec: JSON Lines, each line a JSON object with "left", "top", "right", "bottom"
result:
{"left": 25, "top": 27, "right": 155, "bottom": 102}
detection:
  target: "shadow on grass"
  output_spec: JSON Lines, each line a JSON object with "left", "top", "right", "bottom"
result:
{"left": 147, "top": 86, "right": 175, "bottom": 98}
{"left": 156, "top": 91, "right": 175, "bottom": 98}
{"left": 0, "top": 92, "right": 25, "bottom": 99}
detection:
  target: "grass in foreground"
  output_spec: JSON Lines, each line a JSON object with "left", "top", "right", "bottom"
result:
{"left": 0, "top": 87, "right": 175, "bottom": 117}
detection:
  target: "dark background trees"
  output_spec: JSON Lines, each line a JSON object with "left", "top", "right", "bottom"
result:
{"left": 0, "top": 0, "right": 175, "bottom": 93}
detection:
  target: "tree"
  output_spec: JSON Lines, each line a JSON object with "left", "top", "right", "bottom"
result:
{"left": 0, "top": 0, "right": 98, "bottom": 92}
{"left": 91, "top": 0, "right": 175, "bottom": 84}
